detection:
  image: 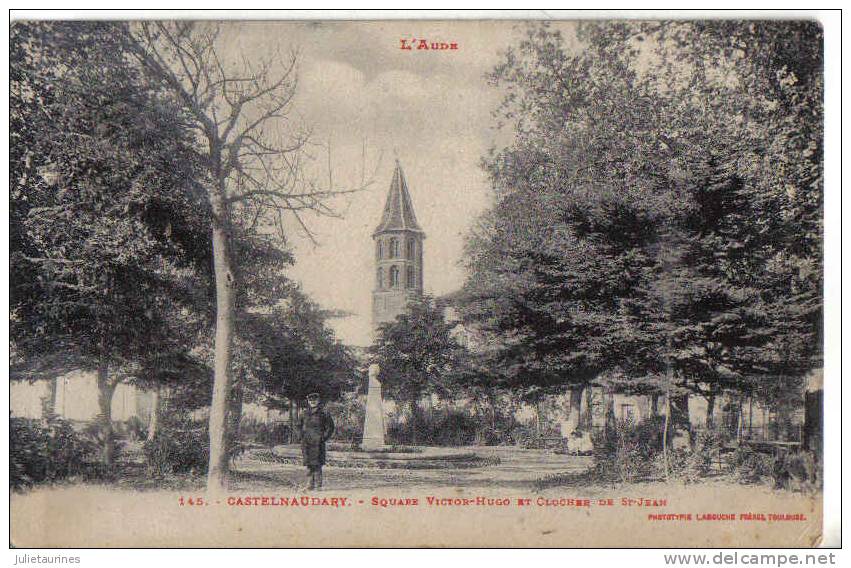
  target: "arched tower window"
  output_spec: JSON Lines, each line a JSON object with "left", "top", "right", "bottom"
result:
{"left": 407, "top": 238, "right": 416, "bottom": 259}
{"left": 389, "top": 265, "right": 400, "bottom": 288}
{"left": 406, "top": 265, "right": 416, "bottom": 289}
{"left": 389, "top": 238, "right": 399, "bottom": 258}
{"left": 376, "top": 267, "right": 384, "bottom": 289}
{"left": 376, "top": 239, "right": 384, "bottom": 260}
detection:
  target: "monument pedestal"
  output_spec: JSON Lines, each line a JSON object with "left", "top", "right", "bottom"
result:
{"left": 361, "top": 363, "right": 386, "bottom": 450}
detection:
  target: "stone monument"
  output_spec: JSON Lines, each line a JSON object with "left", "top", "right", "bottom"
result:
{"left": 361, "top": 363, "right": 386, "bottom": 450}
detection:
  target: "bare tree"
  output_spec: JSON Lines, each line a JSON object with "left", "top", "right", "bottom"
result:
{"left": 127, "top": 22, "right": 370, "bottom": 490}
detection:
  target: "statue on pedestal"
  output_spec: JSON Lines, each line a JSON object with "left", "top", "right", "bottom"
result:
{"left": 361, "top": 363, "right": 386, "bottom": 450}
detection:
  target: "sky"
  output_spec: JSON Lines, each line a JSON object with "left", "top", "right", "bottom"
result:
{"left": 216, "top": 20, "right": 578, "bottom": 346}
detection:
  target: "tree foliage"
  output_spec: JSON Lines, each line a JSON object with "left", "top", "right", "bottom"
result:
{"left": 10, "top": 22, "right": 214, "bottom": 463}
{"left": 370, "top": 296, "right": 466, "bottom": 406}
{"left": 460, "top": 22, "right": 822, "bottom": 407}
{"left": 126, "top": 22, "right": 371, "bottom": 489}
{"left": 249, "top": 291, "right": 360, "bottom": 407}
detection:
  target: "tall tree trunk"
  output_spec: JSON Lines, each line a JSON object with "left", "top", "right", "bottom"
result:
{"left": 489, "top": 388, "right": 497, "bottom": 433}
{"left": 705, "top": 393, "right": 716, "bottom": 429}
{"left": 226, "top": 381, "right": 244, "bottom": 458}
{"left": 670, "top": 394, "right": 691, "bottom": 428}
{"left": 207, "top": 186, "right": 236, "bottom": 491}
{"left": 147, "top": 385, "right": 160, "bottom": 442}
{"left": 604, "top": 388, "right": 616, "bottom": 439}
{"left": 409, "top": 398, "right": 419, "bottom": 446}
{"left": 736, "top": 394, "right": 745, "bottom": 444}
{"left": 288, "top": 398, "right": 296, "bottom": 444}
{"left": 762, "top": 405, "right": 769, "bottom": 441}
{"left": 671, "top": 394, "right": 691, "bottom": 428}
{"left": 565, "top": 384, "right": 584, "bottom": 436}
{"left": 662, "top": 390, "right": 671, "bottom": 480}
{"left": 42, "top": 377, "right": 59, "bottom": 419}
{"left": 662, "top": 364, "right": 673, "bottom": 480}
{"left": 581, "top": 386, "right": 594, "bottom": 430}
{"left": 803, "top": 388, "right": 822, "bottom": 456}
{"left": 293, "top": 400, "right": 303, "bottom": 444}
{"left": 650, "top": 393, "right": 660, "bottom": 418}
{"left": 669, "top": 393, "right": 693, "bottom": 446}
{"left": 775, "top": 402, "right": 791, "bottom": 442}
{"left": 422, "top": 394, "right": 434, "bottom": 442}
{"left": 96, "top": 363, "right": 117, "bottom": 466}
{"left": 748, "top": 396, "right": 754, "bottom": 439}
{"left": 534, "top": 400, "right": 542, "bottom": 437}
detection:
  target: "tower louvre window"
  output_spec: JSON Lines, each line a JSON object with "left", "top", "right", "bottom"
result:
{"left": 406, "top": 265, "right": 416, "bottom": 288}
{"left": 407, "top": 238, "right": 416, "bottom": 259}
{"left": 377, "top": 239, "right": 384, "bottom": 260}
{"left": 389, "top": 238, "right": 399, "bottom": 258}
{"left": 389, "top": 265, "right": 400, "bottom": 288}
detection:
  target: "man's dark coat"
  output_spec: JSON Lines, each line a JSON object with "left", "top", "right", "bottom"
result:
{"left": 298, "top": 405, "right": 335, "bottom": 467}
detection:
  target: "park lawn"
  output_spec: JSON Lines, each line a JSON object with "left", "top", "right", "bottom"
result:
{"left": 11, "top": 446, "right": 822, "bottom": 548}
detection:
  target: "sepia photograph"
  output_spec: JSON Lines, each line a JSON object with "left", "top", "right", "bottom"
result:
{"left": 8, "top": 11, "right": 834, "bottom": 549}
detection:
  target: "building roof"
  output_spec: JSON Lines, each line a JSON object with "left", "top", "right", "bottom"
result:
{"left": 374, "top": 160, "right": 424, "bottom": 235}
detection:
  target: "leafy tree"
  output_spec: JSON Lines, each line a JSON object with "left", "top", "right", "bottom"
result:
{"left": 255, "top": 291, "right": 359, "bottom": 408}
{"left": 217, "top": 287, "right": 358, "bottom": 450}
{"left": 135, "top": 348, "right": 213, "bottom": 441}
{"left": 599, "top": 22, "right": 823, "bottom": 411}
{"left": 127, "top": 23, "right": 369, "bottom": 489}
{"left": 10, "top": 22, "right": 213, "bottom": 464}
{"left": 369, "top": 296, "right": 466, "bottom": 444}
{"left": 459, "top": 24, "right": 666, "bottom": 432}
{"left": 460, "top": 22, "right": 822, "bottom": 446}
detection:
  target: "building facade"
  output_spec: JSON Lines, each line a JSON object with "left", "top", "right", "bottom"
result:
{"left": 11, "top": 371, "right": 152, "bottom": 423}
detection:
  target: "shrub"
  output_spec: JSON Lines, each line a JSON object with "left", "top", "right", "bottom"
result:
{"left": 10, "top": 416, "right": 99, "bottom": 489}
{"left": 592, "top": 416, "right": 666, "bottom": 483}
{"left": 477, "top": 425, "right": 516, "bottom": 446}
{"left": 510, "top": 422, "right": 565, "bottom": 450}
{"left": 326, "top": 394, "right": 365, "bottom": 444}
{"left": 383, "top": 398, "right": 522, "bottom": 447}
{"left": 471, "top": 401, "right": 522, "bottom": 446}
{"left": 665, "top": 428, "right": 726, "bottom": 483}
{"left": 592, "top": 418, "right": 736, "bottom": 484}
{"left": 727, "top": 446, "right": 819, "bottom": 491}
{"left": 143, "top": 428, "right": 209, "bottom": 476}
{"left": 79, "top": 421, "right": 126, "bottom": 465}
{"left": 238, "top": 417, "right": 291, "bottom": 447}
{"left": 116, "top": 416, "right": 148, "bottom": 441}
{"left": 729, "top": 445, "right": 775, "bottom": 484}
{"left": 773, "top": 450, "right": 819, "bottom": 492}
{"left": 387, "top": 408, "right": 481, "bottom": 446}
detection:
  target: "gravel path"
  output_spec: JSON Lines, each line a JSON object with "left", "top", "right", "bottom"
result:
{"left": 231, "top": 445, "right": 594, "bottom": 491}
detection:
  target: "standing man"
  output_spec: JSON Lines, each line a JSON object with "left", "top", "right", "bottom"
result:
{"left": 298, "top": 392, "right": 335, "bottom": 490}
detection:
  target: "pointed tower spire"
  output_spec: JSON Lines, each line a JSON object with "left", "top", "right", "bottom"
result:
{"left": 372, "top": 160, "right": 425, "bottom": 327}
{"left": 374, "top": 160, "right": 423, "bottom": 235}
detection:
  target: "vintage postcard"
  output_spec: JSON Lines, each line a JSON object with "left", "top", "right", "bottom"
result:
{"left": 9, "top": 14, "right": 829, "bottom": 548}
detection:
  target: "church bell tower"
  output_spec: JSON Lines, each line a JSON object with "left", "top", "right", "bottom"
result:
{"left": 372, "top": 160, "right": 425, "bottom": 327}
